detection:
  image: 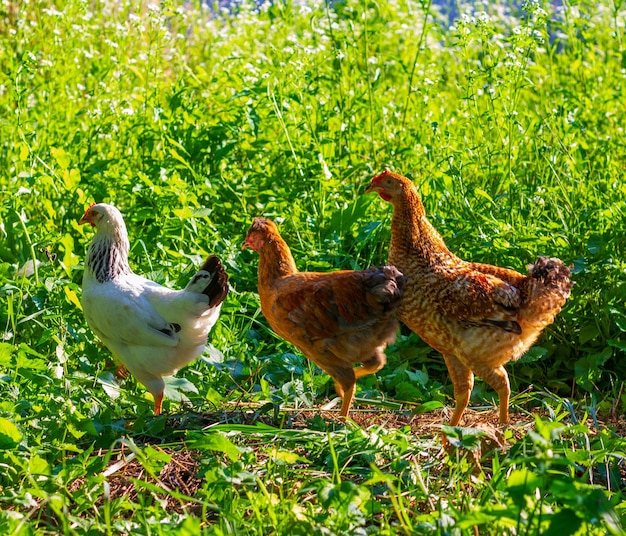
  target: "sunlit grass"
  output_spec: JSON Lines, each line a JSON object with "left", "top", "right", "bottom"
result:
{"left": 0, "top": 0, "right": 625, "bottom": 533}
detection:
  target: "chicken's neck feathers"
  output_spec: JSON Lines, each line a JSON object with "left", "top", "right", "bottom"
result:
{"left": 86, "top": 231, "right": 132, "bottom": 283}
{"left": 258, "top": 234, "right": 298, "bottom": 284}
{"left": 390, "top": 189, "right": 454, "bottom": 264}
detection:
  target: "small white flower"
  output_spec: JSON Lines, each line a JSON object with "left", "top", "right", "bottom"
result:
{"left": 42, "top": 7, "right": 63, "bottom": 17}
{"left": 318, "top": 154, "right": 332, "bottom": 180}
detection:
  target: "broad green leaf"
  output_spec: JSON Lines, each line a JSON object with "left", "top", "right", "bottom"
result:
{"left": 0, "top": 417, "right": 22, "bottom": 449}
{"left": 608, "top": 339, "right": 626, "bottom": 352}
{"left": 29, "top": 454, "right": 51, "bottom": 477}
{"left": 163, "top": 376, "right": 199, "bottom": 399}
{"left": 97, "top": 372, "right": 121, "bottom": 399}
{"left": 543, "top": 509, "right": 583, "bottom": 536}
{"left": 506, "top": 469, "right": 545, "bottom": 509}
{"left": 64, "top": 285, "right": 82, "bottom": 311}
{"left": 51, "top": 147, "right": 70, "bottom": 170}
{"left": 173, "top": 206, "right": 194, "bottom": 219}
{"left": 519, "top": 346, "right": 548, "bottom": 363}
{"left": 190, "top": 432, "right": 241, "bottom": 462}
{"left": 59, "top": 233, "right": 80, "bottom": 273}
{"left": 0, "top": 342, "right": 14, "bottom": 365}
{"left": 18, "top": 142, "right": 28, "bottom": 161}
{"left": 414, "top": 400, "right": 445, "bottom": 414}
{"left": 63, "top": 168, "right": 81, "bottom": 190}
{"left": 270, "top": 449, "right": 309, "bottom": 464}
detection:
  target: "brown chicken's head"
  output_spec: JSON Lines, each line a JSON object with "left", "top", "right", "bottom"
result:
{"left": 244, "top": 217, "right": 277, "bottom": 252}
{"left": 365, "top": 170, "right": 413, "bottom": 202}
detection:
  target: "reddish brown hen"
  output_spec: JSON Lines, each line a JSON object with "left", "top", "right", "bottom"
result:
{"left": 366, "top": 170, "right": 573, "bottom": 426}
{"left": 245, "top": 217, "right": 406, "bottom": 417}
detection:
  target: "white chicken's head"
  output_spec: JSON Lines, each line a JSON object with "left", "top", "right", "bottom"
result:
{"left": 79, "top": 203, "right": 126, "bottom": 234}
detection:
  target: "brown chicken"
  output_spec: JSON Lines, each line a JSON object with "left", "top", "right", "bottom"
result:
{"left": 365, "top": 170, "right": 573, "bottom": 426}
{"left": 244, "top": 217, "right": 406, "bottom": 417}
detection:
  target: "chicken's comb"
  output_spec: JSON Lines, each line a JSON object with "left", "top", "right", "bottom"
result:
{"left": 371, "top": 168, "right": 396, "bottom": 182}
{"left": 251, "top": 216, "right": 272, "bottom": 228}
{"left": 82, "top": 202, "right": 96, "bottom": 217}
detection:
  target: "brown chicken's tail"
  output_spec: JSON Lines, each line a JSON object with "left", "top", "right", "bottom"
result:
{"left": 366, "top": 265, "right": 406, "bottom": 312}
{"left": 527, "top": 256, "right": 574, "bottom": 302}
{"left": 529, "top": 256, "right": 573, "bottom": 288}
{"left": 195, "top": 255, "right": 230, "bottom": 307}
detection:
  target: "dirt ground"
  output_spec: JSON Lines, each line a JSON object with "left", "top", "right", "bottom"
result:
{"left": 78, "top": 404, "right": 625, "bottom": 515}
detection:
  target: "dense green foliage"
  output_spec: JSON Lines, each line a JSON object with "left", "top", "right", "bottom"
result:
{"left": 0, "top": 0, "right": 625, "bottom": 533}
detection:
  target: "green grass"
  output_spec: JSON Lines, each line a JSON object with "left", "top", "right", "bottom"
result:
{"left": 0, "top": 0, "right": 625, "bottom": 533}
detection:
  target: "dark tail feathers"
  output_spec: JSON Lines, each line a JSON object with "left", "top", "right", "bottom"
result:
{"left": 368, "top": 265, "right": 406, "bottom": 312}
{"left": 198, "top": 255, "right": 230, "bottom": 307}
{"left": 528, "top": 256, "right": 574, "bottom": 293}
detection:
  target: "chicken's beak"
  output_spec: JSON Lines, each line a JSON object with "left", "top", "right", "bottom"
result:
{"left": 78, "top": 214, "right": 94, "bottom": 227}
{"left": 79, "top": 203, "right": 96, "bottom": 227}
{"left": 365, "top": 181, "right": 392, "bottom": 202}
{"left": 364, "top": 182, "right": 377, "bottom": 194}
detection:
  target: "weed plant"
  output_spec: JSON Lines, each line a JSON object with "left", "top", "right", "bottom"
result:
{"left": 0, "top": 0, "right": 625, "bottom": 533}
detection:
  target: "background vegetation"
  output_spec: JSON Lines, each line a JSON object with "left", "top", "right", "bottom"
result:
{"left": 0, "top": 0, "right": 624, "bottom": 533}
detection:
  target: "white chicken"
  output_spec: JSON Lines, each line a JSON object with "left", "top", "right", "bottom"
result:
{"left": 79, "top": 203, "right": 229, "bottom": 415}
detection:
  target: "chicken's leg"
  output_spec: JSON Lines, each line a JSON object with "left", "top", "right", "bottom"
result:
{"left": 331, "top": 367, "right": 357, "bottom": 417}
{"left": 442, "top": 354, "right": 474, "bottom": 426}
{"left": 353, "top": 351, "right": 386, "bottom": 379}
{"left": 153, "top": 392, "right": 164, "bottom": 416}
{"left": 329, "top": 351, "right": 387, "bottom": 417}
{"left": 474, "top": 364, "right": 511, "bottom": 424}
{"left": 341, "top": 352, "right": 387, "bottom": 416}
{"left": 142, "top": 376, "right": 166, "bottom": 416}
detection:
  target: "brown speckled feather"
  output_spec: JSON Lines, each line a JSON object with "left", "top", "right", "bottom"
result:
{"left": 366, "top": 171, "right": 573, "bottom": 426}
